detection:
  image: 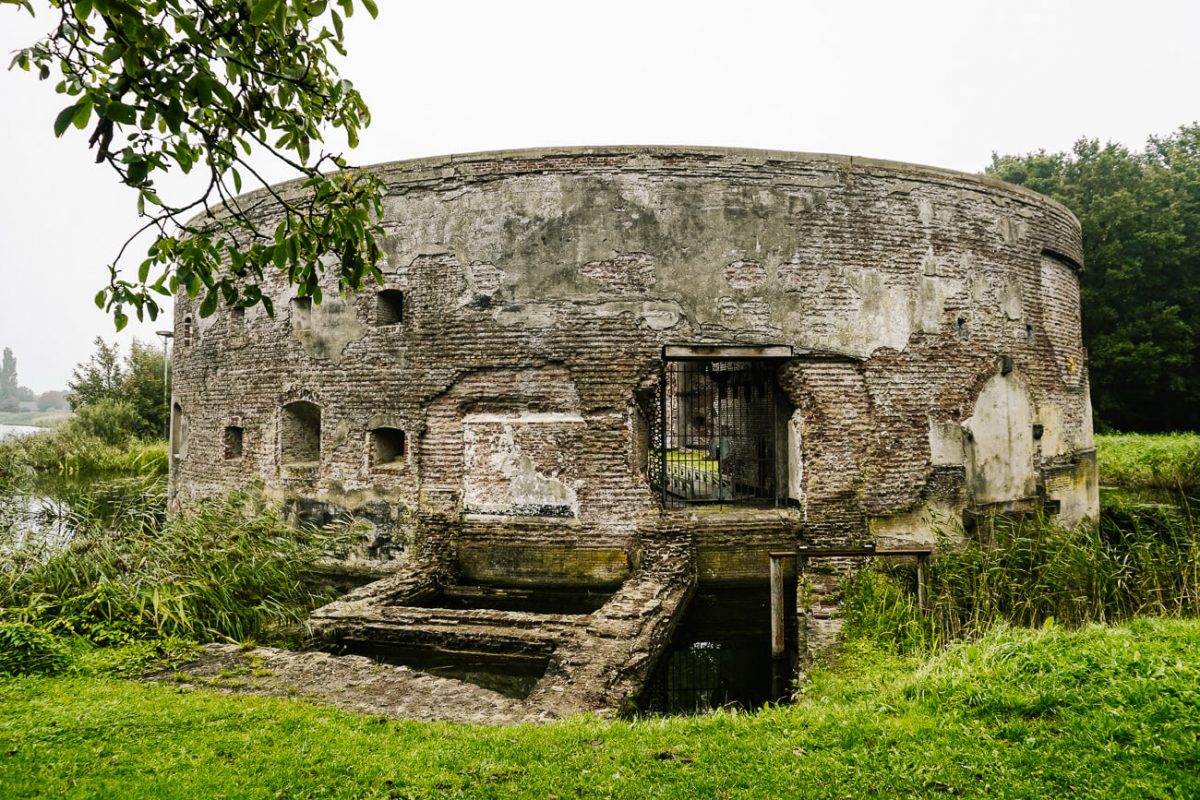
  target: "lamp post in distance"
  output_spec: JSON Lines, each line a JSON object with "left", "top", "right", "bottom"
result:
{"left": 156, "top": 330, "right": 173, "bottom": 439}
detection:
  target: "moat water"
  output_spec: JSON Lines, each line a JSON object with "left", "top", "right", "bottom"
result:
{"left": 0, "top": 423, "right": 45, "bottom": 440}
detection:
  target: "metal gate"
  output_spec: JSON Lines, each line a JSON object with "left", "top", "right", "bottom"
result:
{"left": 649, "top": 359, "right": 785, "bottom": 509}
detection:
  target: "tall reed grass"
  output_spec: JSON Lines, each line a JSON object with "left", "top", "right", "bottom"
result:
{"left": 1, "top": 480, "right": 354, "bottom": 647}
{"left": 840, "top": 494, "right": 1200, "bottom": 654}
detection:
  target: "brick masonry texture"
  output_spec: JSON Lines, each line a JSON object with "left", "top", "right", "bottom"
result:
{"left": 170, "top": 146, "right": 1099, "bottom": 585}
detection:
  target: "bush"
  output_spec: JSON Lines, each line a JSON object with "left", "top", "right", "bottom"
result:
{"left": 0, "top": 621, "right": 71, "bottom": 676}
{"left": 68, "top": 398, "right": 143, "bottom": 446}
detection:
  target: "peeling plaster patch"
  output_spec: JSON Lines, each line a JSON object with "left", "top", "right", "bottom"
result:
{"left": 916, "top": 198, "right": 934, "bottom": 225}
{"left": 635, "top": 302, "right": 685, "bottom": 330}
{"left": 292, "top": 299, "right": 368, "bottom": 364}
{"left": 1036, "top": 403, "right": 1067, "bottom": 458}
{"left": 887, "top": 180, "right": 921, "bottom": 195}
{"left": 970, "top": 271, "right": 993, "bottom": 305}
{"left": 918, "top": 277, "right": 945, "bottom": 334}
{"left": 1001, "top": 278, "right": 1023, "bottom": 320}
{"left": 850, "top": 269, "right": 913, "bottom": 353}
{"left": 724, "top": 259, "right": 768, "bottom": 289}
{"left": 787, "top": 412, "right": 805, "bottom": 512}
{"left": 869, "top": 502, "right": 959, "bottom": 548}
{"left": 581, "top": 300, "right": 685, "bottom": 330}
{"left": 462, "top": 413, "right": 583, "bottom": 518}
{"left": 787, "top": 192, "right": 816, "bottom": 213}
{"left": 580, "top": 252, "right": 657, "bottom": 294}
{"left": 997, "top": 217, "right": 1028, "bottom": 244}
{"left": 928, "top": 418, "right": 965, "bottom": 465}
{"left": 963, "top": 374, "right": 1036, "bottom": 504}
{"left": 921, "top": 251, "right": 939, "bottom": 276}
{"left": 492, "top": 303, "right": 559, "bottom": 328}
{"left": 460, "top": 261, "right": 507, "bottom": 306}
{"left": 467, "top": 412, "right": 585, "bottom": 424}
{"left": 1046, "top": 452, "right": 1099, "bottom": 528}
{"left": 713, "top": 295, "right": 779, "bottom": 334}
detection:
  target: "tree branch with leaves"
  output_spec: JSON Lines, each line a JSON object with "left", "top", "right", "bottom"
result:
{"left": 4, "top": 0, "right": 385, "bottom": 329}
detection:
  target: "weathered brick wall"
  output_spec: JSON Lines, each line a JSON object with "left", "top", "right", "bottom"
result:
{"left": 170, "top": 146, "right": 1098, "bottom": 584}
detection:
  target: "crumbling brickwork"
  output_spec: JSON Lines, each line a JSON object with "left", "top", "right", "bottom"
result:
{"left": 171, "top": 146, "right": 1098, "bottom": 584}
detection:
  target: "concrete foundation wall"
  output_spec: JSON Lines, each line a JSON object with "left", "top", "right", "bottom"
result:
{"left": 170, "top": 146, "right": 1099, "bottom": 582}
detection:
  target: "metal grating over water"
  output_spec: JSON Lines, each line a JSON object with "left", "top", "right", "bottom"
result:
{"left": 649, "top": 359, "right": 788, "bottom": 509}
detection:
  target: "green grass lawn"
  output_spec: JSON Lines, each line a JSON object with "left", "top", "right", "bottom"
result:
{"left": 2, "top": 618, "right": 1198, "bottom": 799}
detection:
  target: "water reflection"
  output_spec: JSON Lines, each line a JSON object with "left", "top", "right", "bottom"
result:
{"left": 1, "top": 473, "right": 166, "bottom": 559}
{"left": 0, "top": 424, "right": 47, "bottom": 441}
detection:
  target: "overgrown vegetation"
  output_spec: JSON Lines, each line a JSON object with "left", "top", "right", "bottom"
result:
{"left": 0, "top": 480, "right": 352, "bottom": 676}
{"left": 0, "top": 428, "right": 167, "bottom": 478}
{"left": 67, "top": 336, "right": 170, "bottom": 440}
{"left": 2, "top": 618, "right": 1197, "bottom": 798}
{"left": 1096, "top": 432, "right": 1200, "bottom": 493}
{"left": 841, "top": 494, "right": 1198, "bottom": 655}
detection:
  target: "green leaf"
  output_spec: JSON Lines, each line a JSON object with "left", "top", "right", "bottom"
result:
{"left": 72, "top": 99, "right": 93, "bottom": 130}
{"left": 126, "top": 159, "right": 148, "bottom": 185}
{"left": 189, "top": 74, "right": 213, "bottom": 107}
{"left": 94, "top": 289, "right": 107, "bottom": 309}
{"left": 249, "top": 0, "right": 280, "bottom": 25}
{"left": 114, "top": 312, "right": 129, "bottom": 332}
{"left": 138, "top": 260, "right": 151, "bottom": 284}
{"left": 105, "top": 101, "right": 137, "bottom": 126}
{"left": 199, "top": 290, "right": 218, "bottom": 318}
{"left": 331, "top": 9, "right": 343, "bottom": 39}
{"left": 164, "top": 97, "right": 185, "bottom": 135}
{"left": 100, "top": 42, "right": 125, "bottom": 64}
{"left": 74, "top": 0, "right": 93, "bottom": 21}
{"left": 54, "top": 103, "right": 81, "bottom": 137}
{"left": 361, "top": 0, "right": 378, "bottom": 18}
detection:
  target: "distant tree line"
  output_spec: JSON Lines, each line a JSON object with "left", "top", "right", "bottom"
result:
{"left": 989, "top": 124, "right": 1200, "bottom": 433}
{"left": 0, "top": 347, "right": 69, "bottom": 413}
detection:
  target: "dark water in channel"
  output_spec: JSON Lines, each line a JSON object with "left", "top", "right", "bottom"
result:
{"left": 640, "top": 585, "right": 799, "bottom": 714}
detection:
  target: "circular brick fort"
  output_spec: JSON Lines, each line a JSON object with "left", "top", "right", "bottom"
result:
{"left": 170, "top": 146, "right": 1099, "bottom": 589}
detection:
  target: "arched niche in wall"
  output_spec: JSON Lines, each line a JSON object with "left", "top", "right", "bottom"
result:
{"left": 280, "top": 400, "right": 322, "bottom": 466}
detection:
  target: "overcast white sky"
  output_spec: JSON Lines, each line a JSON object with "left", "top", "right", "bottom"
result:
{"left": 1, "top": 0, "right": 1197, "bottom": 392}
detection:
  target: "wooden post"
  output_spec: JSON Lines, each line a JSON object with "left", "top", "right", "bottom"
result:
{"left": 916, "top": 553, "right": 929, "bottom": 613}
{"left": 769, "top": 552, "right": 786, "bottom": 660}
{"left": 796, "top": 551, "right": 810, "bottom": 673}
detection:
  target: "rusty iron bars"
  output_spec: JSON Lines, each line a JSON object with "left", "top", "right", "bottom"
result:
{"left": 768, "top": 545, "right": 934, "bottom": 661}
